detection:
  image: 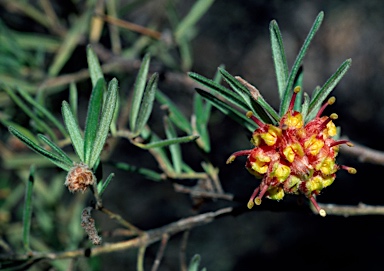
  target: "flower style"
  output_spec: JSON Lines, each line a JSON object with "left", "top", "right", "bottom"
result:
{"left": 227, "top": 86, "right": 356, "bottom": 216}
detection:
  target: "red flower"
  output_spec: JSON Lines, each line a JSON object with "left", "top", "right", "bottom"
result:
{"left": 227, "top": 86, "right": 356, "bottom": 216}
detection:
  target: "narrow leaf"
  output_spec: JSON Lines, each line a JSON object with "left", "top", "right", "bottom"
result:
{"left": 132, "top": 135, "right": 199, "bottom": 150}
{"left": 188, "top": 254, "right": 202, "bottom": 271}
{"left": 280, "top": 11, "right": 324, "bottom": 115}
{"left": 3, "top": 86, "right": 57, "bottom": 140}
{"left": 164, "top": 117, "right": 182, "bottom": 173}
{"left": 9, "top": 126, "right": 72, "bottom": 171}
{"left": 133, "top": 73, "right": 158, "bottom": 136}
{"left": 87, "top": 45, "right": 105, "bottom": 88}
{"left": 16, "top": 87, "right": 68, "bottom": 137}
{"left": 219, "top": 68, "right": 280, "bottom": 123}
{"left": 270, "top": 20, "right": 289, "bottom": 99}
{"left": 37, "top": 134, "right": 73, "bottom": 165}
{"left": 293, "top": 66, "right": 304, "bottom": 112}
{"left": 301, "top": 92, "right": 310, "bottom": 122}
{"left": 88, "top": 78, "right": 118, "bottom": 168}
{"left": 98, "top": 173, "right": 114, "bottom": 196}
{"left": 48, "top": 11, "right": 91, "bottom": 76}
{"left": 130, "top": 53, "right": 150, "bottom": 132}
{"left": 112, "top": 162, "right": 163, "bottom": 181}
{"left": 155, "top": 90, "right": 192, "bottom": 133}
{"left": 62, "top": 101, "right": 84, "bottom": 161}
{"left": 307, "top": 59, "right": 351, "bottom": 118}
{"left": 23, "top": 165, "right": 35, "bottom": 252}
{"left": 84, "top": 79, "right": 104, "bottom": 165}
{"left": 69, "top": 82, "right": 78, "bottom": 119}
{"left": 193, "top": 92, "right": 210, "bottom": 152}
{"left": 175, "top": 0, "right": 215, "bottom": 42}
{"left": 196, "top": 88, "right": 256, "bottom": 132}
{"left": 189, "top": 71, "right": 250, "bottom": 113}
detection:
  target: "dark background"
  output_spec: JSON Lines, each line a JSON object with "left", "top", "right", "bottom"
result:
{"left": 2, "top": 0, "right": 384, "bottom": 270}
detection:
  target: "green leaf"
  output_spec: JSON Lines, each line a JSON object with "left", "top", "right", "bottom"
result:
{"left": 16, "top": 87, "right": 68, "bottom": 137}
{"left": 307, "top": 59, "right": 351, "bottom": 120}
{"left": 301, "top": 92, "right": 310, "bottom": 122}
{"left": 293, "top": 66, "right": 304, "bottom": 112}
{"left": 270, "top": 20, "right": 289, "bottom": 99}
{"left": 280, "top": 11, "right": 324, "bottom": 115}
{"left": 3, "top": 86, "right": 57, "bottom": 140}
{"left": 111, "top": 162, "right": 163, "bottom": 181}
{"left": 97, "top": 173, "right": 114, "bottom": 196}
{"left": 133, "top": 135, "right": 199, "bottom": 150}
{"left": 164, "top": 116, "right": 182, "bottom": 173}
{"left": 155, "top": 90, "right": 192, "bottom": 133}
{"left": 130, "top": 53, "right": 150, "bottom": 132}
{"left": 48, "top": 11, "right": 91, "bottom": 76}
{"left": 62, "top": 101, "right": 84, "bottom": 161}
{"left": 23, "top": 165, "right": 35, "bottom": 252}
{"left": 219, "top": 68, "right": 280, "bottom": 123}
{"left": 193, "top": 92, "right": 210, "bottom": 152}
{"left": 189, "top": 71, "right": 250, "bottom": 113}
{"left": 8, "top": 126, "right": 72, "bottom": 171}
{"left": 175, "top": 0, "right": 215, "bottom": 42}
{"left": 188, "top": 254, "right": 203, "bottom": 271}
{"left": 69, "top": 82, "right": 78, "bottom": 118}
{"left": 84, "top": 79, "right": 104, "bottom": 165}
{"left": 37, "top": 134, "right": 73, "bottom": 165}
{"left": 88, "top": 78, "right": 119, "bottom": 169}
{"left": 87, "top": 45, "right": 105, "bottom": 88}
{"left": 133, "top": 73, "right": 158, "bottom": 136}
{"left": 196, "top": 88, "right": 256, "bottom": 132}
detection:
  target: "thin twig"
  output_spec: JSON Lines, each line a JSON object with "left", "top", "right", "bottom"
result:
{"left": 318, "top": 202, "right": 384, "bottom": 216}
{"left": 0, "top": 207, "right": 233, "bottom": 263}
{"left": 340, "top": 139, "right": 384, "bottom": 166}
{"left": 179, "top": 230, "right": 190, "bottom": 271}
{"left": 173, "top": 183, "right": 234, "bottom": 201}
{"left": 137, "top": 245, "right": 146, "bottom": 271}
{"left": 95, "top": 13, "right": 162, "bottom": 40}
{"left": 151, "top": 234, "right": 170, "bottom": 271}
{"left": 98, "top": 206, "right": 143, "bottom": 235}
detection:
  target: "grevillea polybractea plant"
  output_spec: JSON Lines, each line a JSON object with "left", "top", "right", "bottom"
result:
{"left": 189, "top": 11, "right": 356, "bottom": 216}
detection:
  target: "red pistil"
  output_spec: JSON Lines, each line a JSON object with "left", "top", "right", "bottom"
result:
{"left": 309, "top": 195, "right": 326, "bottom": 217}
{"left": 317, "top": 114, "right": 337, "bottom": 133}
{"left": 329, "top": 140, "right": 353, "bottom": 148}
{"left": 247, "top": 186, "right": 260, "bottom": 209}
{"left": 226, "top": 150, "right": 252, "bottom": 164}
{"left": 255, "top": 184, "right": 269, "bottom": 205}
{"left": 340, "top": 165, "right": 357, "bottom": 174}
{"left": 288, "top": 86, "right": 301, "bottom": 112}
{"left": 246, "top": 111, "right": 266, "bottom": 128}
{"left": 316, "top": 96, "right": 336, "bottom": 118}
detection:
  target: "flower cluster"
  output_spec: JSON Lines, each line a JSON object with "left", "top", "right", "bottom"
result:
{"left": 227, "top": 87, "right": 356, "bottom": 216}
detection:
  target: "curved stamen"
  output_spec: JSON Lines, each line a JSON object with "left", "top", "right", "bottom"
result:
{"left": 316, "top": 96, "right": 336, "bottom": 118}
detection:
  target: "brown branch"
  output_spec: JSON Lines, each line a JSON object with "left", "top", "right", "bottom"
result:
{"left": 319, "top": 203, "right": 384, "bottom": 216}
{"left": 0, "top": 207, "right": 233, "bottom": 263}
{"left": 95, "top": 13, "right": 162, "bottom": 40}
{"left": 151, "top": 234, "right": 169, "bottom": 271}
{"left": 173, "top": 183, "right": 234, "bottom": 201}
{"left": 179, "top": 230, "right": 190, "bottom": 271}
{"left": 340, "top": 139, "right": 384, "bottom": 166}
